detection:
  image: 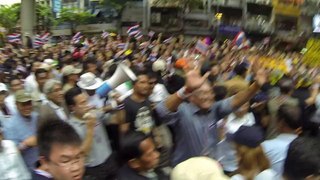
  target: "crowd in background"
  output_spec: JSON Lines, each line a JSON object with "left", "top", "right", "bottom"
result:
{"left": 0, "top": 32, "right": 319, "bottom": 180}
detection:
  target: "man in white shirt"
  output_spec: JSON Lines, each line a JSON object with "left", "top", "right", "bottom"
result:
{"left": 24, "top": 61, "right": 41, "bottom": 96}
{"left": 0, "top": 83, "right": 12, "bottom": 117}
{"left": 4, "top": 77, "right": 24, "bottom": 115}
{"left": 261, "top": 104, "right": 301, "bottom": 176}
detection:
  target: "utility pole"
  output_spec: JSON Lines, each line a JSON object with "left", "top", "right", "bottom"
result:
{"left": 21, "top": 0, "right": 35, "bottom": 45}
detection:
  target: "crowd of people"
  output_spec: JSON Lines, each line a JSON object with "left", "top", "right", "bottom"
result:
{"left": 0, "top": 32, "right": 319, "bottom": 180}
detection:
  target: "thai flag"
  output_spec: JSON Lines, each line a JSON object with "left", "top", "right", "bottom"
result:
{"left": 148, "top": 31, "right": 155, "bottom": 37}
{"left": 148, "top": 52, "right": 158, "bottom": 61}
{"left": 82, "top": 38, "right": 90, "bottom": 49}
{"left": 101, "top": 31, "right": 109, "bottom": 39}
{"left": 232, "top": 31, "right": 245, "bottom": 47}
{"left": 163, "top": 37, "right": 172, "bottom": 44}
{"left": 34, "top": 35, "right": 43, "bottom": 48}
{"left": 34, "top": 33, "right": 50, "bottom": 48}
{"left": 195, "top": 40, "right": 208, "bottom": 54}
{"left": 72, "top": 32, "right": 82, "bottom": 44}
{"left": 117, "top": 43, "right": 126, "bottom": 49}
{"left": 134, "top": 31, "right": 143, "bottom": 40}
{"left": 7, "top": 33, "right": 21, "bottom": 43}
{"left": 127, "top": 25, "right": 140, "bottom": 36}
{"left": 41, "top": 32, "right": 50, "bottom": 43}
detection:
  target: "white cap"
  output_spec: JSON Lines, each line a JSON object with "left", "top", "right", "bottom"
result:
{"left": 0, "top": 83, "right": 8, "bottom": 92}
{"left": 171, "top": 157, "right": 230, "bottom": 180}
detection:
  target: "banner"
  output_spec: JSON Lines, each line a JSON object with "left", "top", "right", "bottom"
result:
{"left": 303, "top": 38, "right": 320, "bottom": 67}
{"left": 195, "top": 40, "right": 208, "bottom": 55}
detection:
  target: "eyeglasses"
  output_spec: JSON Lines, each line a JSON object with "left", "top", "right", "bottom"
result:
{"left": 49, "top": 154, "right": 85, "bottom": 170}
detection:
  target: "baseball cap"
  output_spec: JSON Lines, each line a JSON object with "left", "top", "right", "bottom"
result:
{"left": 15, "top": 90, "right": 32, "bottom": 103}
{"left": 228, "top": 126, "right": 264, "bottom": 148}
{"left": 171, "top": 157, "right": 230, "bottom": 180}
{"left": 0, "top": 83, "right": 8, "bottom": 92}
{"left": 44, "top": 59, "right": 58, "bottom": 67}
{"left": 61, "top": 65, "right": 82, "bottom": 76}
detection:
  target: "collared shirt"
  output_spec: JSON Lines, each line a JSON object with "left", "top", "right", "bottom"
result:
{"left": 68, "top": 114, "right": 112, "bottom": 167}
{"left": 149, "top": 84, "right": 169, "bottom": 104}
{"left": 25, "top": 73, "right": 37, "bottom": 93}
{"left": 261, "top": 133, "right": 298, "bottom": 176}
{"left": 0, "top": 140, "right": 31, "bottom": 180}
{"left": 2, "top": 112, "right": 39, "bottom": 171}
{"left": 231, "top": 169, "right": 278, "bottom": 180}
{"left": 4, "top": 94, "right": 17, "bottom": 115}
{"left": 225, "top": 112, "right": 256, "bottom": 134}
{"left": 87, "top": 94, "right": 105, "bottom": 109}
{"left": 47, "top": 101, "right": 68, "bottom": 121}
{"left": 32, "top": 169, "right": 53, "bottom": 180}
{"left": 156, "top": 97, "right": 234, "bottom": 166}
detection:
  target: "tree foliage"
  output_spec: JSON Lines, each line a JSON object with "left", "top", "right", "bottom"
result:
{"left": 0, "top": 3, "right": 20, "bottom": 33}
{"left": 36, "top": 3, "right": 58, "bottom": 29}
{"left": 99, "top": 0, "right": 129, "bottom": 11}
{"left": 58, "top": 7, "right": 94, "bottom": 26}
{"left": 152, "top": 0, "right": 202, "bottom": 9}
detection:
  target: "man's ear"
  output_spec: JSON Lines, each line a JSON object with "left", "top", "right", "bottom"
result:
{"left": 69, "top": 105, "right": 75, "bottom": 113}
{"left": 39, "top": 156, "right": 50, "bottom": 171}
{"left": 305, "top": 174, "right": 320, "bottom": 180}
{"left": 128, "top": 158, "right": 140, "bottom": 170}
{"left": 295, "top": 127, "right": 303, "bottom": 135}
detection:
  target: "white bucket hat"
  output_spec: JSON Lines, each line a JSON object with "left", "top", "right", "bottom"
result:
{"left": 77, "top": 72, "right": 103, "bottom": 90}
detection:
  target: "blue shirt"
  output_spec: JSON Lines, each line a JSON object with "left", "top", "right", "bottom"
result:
{"left": 156, "top": 97, "right": 234, "bottom": 166}
{"left": 261, "top": 133, "right": 298, "bottom": 176}
{"left": 2, "top": 112, "right": 39, "bottom": 171}
{"left": 68, "top": 114, "right": 112, "bottom": 167}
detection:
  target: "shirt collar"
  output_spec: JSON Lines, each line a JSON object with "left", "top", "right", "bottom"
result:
{"left": 139, "top": 169, "right": 157, "bottom": 179}
{"left": 188, "top": 102, "right": 212, "bottom": 115}
{"left": 48, "top": 101, "right": 60, "bottom": 110}
{"left": 16, "top": 111, "right": 36, "bottom": 121}
{"left": 277, "top": 133, "right": 298, "bottom": 141}
{"left": 70, "top": 115, "right": 85, "bottom": 125}
{"left": 34, "top": 169, "right": 53, "bottom": 178}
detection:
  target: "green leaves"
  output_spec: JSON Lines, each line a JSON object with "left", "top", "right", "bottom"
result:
{"left": 0, "top": 3, "right": 20, "bottom": 33}
{"left": 152, "top": 0, "right": 202, "bottom": 8}
{"left": 58, "top": 7, "right": 94, "bottom": 26}
{"left": 36, "top": 3, "right": 58, "bottom": 28}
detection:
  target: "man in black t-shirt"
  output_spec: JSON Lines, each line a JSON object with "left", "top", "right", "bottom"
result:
{"left": 123, "top": 72, "right": 155, "bottom": 134}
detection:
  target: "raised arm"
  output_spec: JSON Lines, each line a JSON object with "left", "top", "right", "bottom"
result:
{"left": 164, "top": 67, "right": 210, "bottom": 112}
{"left": 231, "top": 58, "right": 268, "bottom": 109}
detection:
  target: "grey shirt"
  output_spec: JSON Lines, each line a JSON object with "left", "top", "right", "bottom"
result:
{"left": 68, "top": 114, "right": 112, "bottom": 167}
{"left": 156, "top": 97, "right": 234, "bottom": 166}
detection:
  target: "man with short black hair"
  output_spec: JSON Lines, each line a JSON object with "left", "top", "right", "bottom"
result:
{"left": 262, "top": 104, "right": 302, "bottom": 176}
{"left": 122, "top": 71, "right": 156, "bottom": 134}
{"left": 65, "top": 87, "right": 117, "bottom": 179}
{"left": 118, "top": 131, "right": 168, "bottom": 180}
{"left": 267, "top": 78, "right": 299, "bottom": 139}
{"left": 33, "top": 67, "right": 50, "bottom": 104}
{"left": 35, "top": 119, "right": 84, "bottom": 180}
{"left": 283, "top": 136, "right": 320, "bottom": 180}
